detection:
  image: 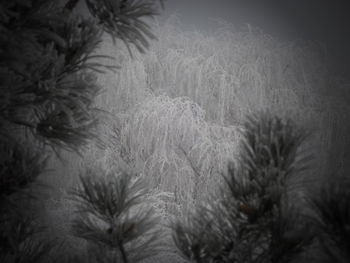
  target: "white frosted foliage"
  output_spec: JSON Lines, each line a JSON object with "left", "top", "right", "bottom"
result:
{"left": 118, "top": 95, "right": 240, "bottom": 208}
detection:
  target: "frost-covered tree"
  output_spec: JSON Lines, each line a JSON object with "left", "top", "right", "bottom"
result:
{"left": 0, "top": 0, "right": 163, "bottom": 261}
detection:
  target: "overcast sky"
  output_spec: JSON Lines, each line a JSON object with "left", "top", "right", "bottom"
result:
{"left": 161, "top": 0, "right": 349, "bottom": 38}
{"left": 160, "top": 0, "right": 350, "bottom": 77}
{"left": 72, "top": 0, "right": 350, "bottom": 77}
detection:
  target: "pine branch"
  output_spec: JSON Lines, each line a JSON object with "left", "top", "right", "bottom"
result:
{"left": 64, "top": 0, "right": 81, "bottom": 12}
{"left": 71, "top": 168, "right": 162, "bottom": 262}
{"left": 85, "top": 0, "right": 163, "bottom": 54}
{"left": 0, "top": 211, "right": 57, "bottom": 263}
{"left": 172, "top": 113, "right": 314, "bottom": 263}
{"left": 0, "top": 141, "right": 48, "bottom": 198}
{"left": 306, "top": 180, "right": 350, "bottom": 263}
{"left": 0, "top": 1, "right": 163, "bottom": 261}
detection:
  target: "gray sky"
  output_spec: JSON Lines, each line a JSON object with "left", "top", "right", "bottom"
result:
{"left": 72, "top": 0, "right": 350, "bottom": 77}
{"left": 161, "top": 0, "right": 349, "bottom": 38}
{"left": 160, "top": 0, "right": 350, "bottom": 77}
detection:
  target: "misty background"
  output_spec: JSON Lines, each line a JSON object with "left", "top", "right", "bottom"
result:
{"left": 62, "top": 0, "right": 350, "bottom": 212}
{"left": 161, "top": 0, "right": 350, "bottom": 177}
{"left": 74, "top": 0, "right": 350, "bottom": 78}
{"left": 65, "top": 0, "right": 350, "bottom": 205}
{"left": 162, "top": 0, "right": 350, "bottom": 78}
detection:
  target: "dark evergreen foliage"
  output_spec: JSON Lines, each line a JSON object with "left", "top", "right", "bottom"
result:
{"left": 85, "top": 0, "right": 164, "bottom": 54}
{"left": 71, "top": 169, "right": 162, "bottom": 262}
{"left": 172, "top": 113, "right": 315, "bottom": 263}
{"left": 0, "top": 212, "right": 58, "bottom": 263}
{"left": 0, "top": 0, "right": 163, "bottom": 262}
{"left": 306, "top": 180, "right": 350, "bottom": 263}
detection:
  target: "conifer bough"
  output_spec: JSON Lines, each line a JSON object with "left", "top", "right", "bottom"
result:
{"left": 0, "top": 1, "right": 164, "bottom": 262}
{"left": 0, "top": 0, "right": 164, "bottom": 153}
